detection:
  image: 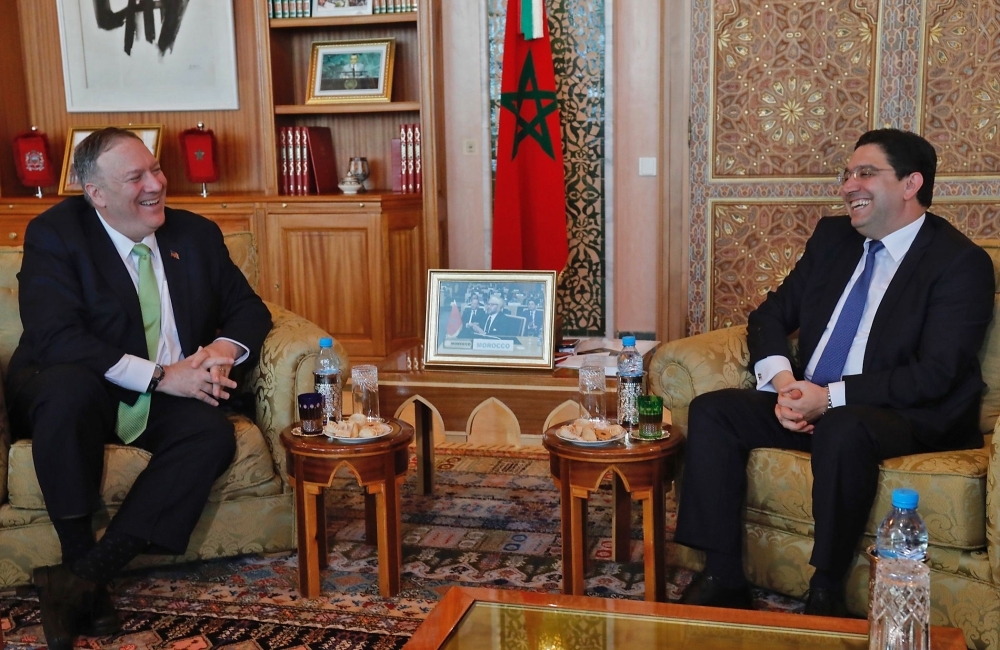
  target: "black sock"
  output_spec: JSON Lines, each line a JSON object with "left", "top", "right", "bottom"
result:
{"left": 71, "top": 531, "right": 148, "bottom": 586}
{"left": 52, "top": 517, "right": 96, "bottom": 565}
{"left": 809, "top": 568, "right": 844, "bottom": 592}
{"left": 703, "top": 551, "right": 747, "bottom": 588}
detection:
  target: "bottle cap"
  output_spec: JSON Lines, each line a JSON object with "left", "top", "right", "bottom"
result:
{"left": 319, "top": 337, "right": 333, "bottom": 348}
{"left": 622, "top": 335, "right": 636, "bottom": 346}
{"left": 891, "top": 488, "right": 919, "bottom": 509}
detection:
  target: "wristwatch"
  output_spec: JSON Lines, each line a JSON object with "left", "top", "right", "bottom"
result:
{"left": 147, "top": 364, "right": 165, "bottom": 393}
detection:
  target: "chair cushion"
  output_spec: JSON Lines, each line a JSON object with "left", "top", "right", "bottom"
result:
{"left": 7, "top": 415, "right": 279, "bottom": 510}
{"left": 745, "top": 435, "right": 991, "bottom": 550}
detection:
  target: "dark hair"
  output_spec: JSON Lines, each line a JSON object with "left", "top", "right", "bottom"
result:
{"left": 854, "top": 129, "right": 936, "bottom": 207}
{"left": 73, "top": 127, "right": 144, "bottom": 192}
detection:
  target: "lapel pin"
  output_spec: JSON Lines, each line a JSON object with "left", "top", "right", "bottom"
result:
{"left": 170, "top": 250, "right": 180, "bottom": 260}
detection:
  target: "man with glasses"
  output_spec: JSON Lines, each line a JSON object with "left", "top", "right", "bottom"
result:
{"left": 675, "top": 129, "right": 994, "bottom": 616}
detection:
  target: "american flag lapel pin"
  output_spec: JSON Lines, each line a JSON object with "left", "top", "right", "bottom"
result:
{"left": 170, "top": 250, "right": 180, "bottom": 260}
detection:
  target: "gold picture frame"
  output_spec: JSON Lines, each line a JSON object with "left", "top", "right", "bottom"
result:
{"left": 306, "top": 38, "right": 395, "bottom": 104}
{"left": 424, "top": 270, "right": 557, "bottom": 370}
{"left": 59, "top": 125, "right": 163, "bottom": 195}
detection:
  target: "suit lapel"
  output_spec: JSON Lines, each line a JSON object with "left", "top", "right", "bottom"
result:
{"left": 799, "top": 234, "right": 865, "bottom": 362}
{"left": 156, "top": 221, "right": 193, "bottom": 354}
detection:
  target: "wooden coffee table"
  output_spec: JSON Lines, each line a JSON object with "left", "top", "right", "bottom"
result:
{"left": 542, "top": 424, "right": 682, "bottom": 601}
{"left": 279, "top": 419, "right": 414, "bottom": 598}
{"left": 403, "top": 587, "right": 968, "bottom": 649}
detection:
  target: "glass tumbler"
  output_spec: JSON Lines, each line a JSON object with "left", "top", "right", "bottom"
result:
{"left": 351, "top": 364, "right": 381, "bottom": 422}
{"left": 349, "top": 157, "right": 370, "bottom": 189}
{"left": 297, "top": 392, "right": 324, "bottom": 434}
{"left": 578, "top": 364, "right": 607, "bottom": 423}
{"left": 636, "top": 394, "right": 664, "bottom": 440}
{"left": 869, "top": 558, "right": 930, "bottom": 650}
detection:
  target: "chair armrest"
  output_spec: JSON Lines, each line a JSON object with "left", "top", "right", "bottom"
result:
{"left": 648, "top": 325, "right": 754, "bottom": 435}
{"left": 987, "top": 426, "right": 999, "bottom": 585}
{"left": 249, "top": 301, "right": 350, "bottom": 485}
{"left": 0, "top": 381, "right": 10, "bottom": 505}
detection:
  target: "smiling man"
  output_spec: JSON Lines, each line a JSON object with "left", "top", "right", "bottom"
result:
{"left": 6, "top": 128, "right": 272, "bottom": 649}
{"left": 674, "top": 129, "right": 995, "bottom": 615}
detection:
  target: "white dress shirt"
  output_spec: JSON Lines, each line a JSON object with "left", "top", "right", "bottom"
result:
{"left": 97, "top": 213, "right": 249, "bottom": 393}
{"left": 755, "top": 215, "right": 925, "bottom": 407}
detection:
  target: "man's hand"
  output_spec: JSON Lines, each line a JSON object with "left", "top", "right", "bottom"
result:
{"left": 185, "top": 341, "right": 241, "bottom": 400}
{"left": 775, "top": 379, "right": 828, "bottom": 433}
{"left": 157, "top": 355, "right": 237, "bottom": 406}
{"left": 470, "top": 323, "right": 485, "bottom": 335}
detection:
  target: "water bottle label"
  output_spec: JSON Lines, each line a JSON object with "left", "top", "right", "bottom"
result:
{"left": 314, "top": 371, "right": 341, "bottom": 423}
{"left": 617, "top": 375, "right": 642, "bottom": 427}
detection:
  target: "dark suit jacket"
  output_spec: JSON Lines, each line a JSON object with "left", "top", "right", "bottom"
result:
{"left": 482, "top": 311, "right": 522, "bottom": 337}
{"left": 461, "top": 306, "right": 486, "bottom": 328}
{"left": 9, "top": 196, "right": 273, "bottom": 407}
{"left": 523, "top": 308, "right": 544, "bottom": 332}
{"left": 747, "top": 213, "right": 994, "bottom": 451}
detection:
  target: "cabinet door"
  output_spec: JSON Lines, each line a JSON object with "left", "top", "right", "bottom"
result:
{"left": 383, "top": 208, "right": 424, "bottom": 351}
{"left": 0, "top": 200, "right": 58, "bottom": 247}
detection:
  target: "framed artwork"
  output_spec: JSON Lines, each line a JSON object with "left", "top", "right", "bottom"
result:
{"left": 424, "top": 270, "right": 557, "bottom": 369}
{"left": 55, "top": 0, "right": 239, "bottom": 112}
{"left": 306, "top": 38, "right": 395, "bottom": 104}
{"left": 59, "top": 125, "right": 163, "bottom": 195}
{"left": 311, "top": 0, "right": 374, "bottom": 17}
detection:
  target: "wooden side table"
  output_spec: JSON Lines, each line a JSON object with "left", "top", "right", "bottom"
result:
{"left": 280, "top": 420, "right": 414, "bottom": 598}
{"left": 542, "top": 426, "right": 682, "bottom": 601}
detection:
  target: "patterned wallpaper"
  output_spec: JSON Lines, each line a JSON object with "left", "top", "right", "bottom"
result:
{"left": 488, "top": 0, "right": 607, "bottom": 336}
{"left": 689, "top": 0, "right": 1000, "bottom": 335}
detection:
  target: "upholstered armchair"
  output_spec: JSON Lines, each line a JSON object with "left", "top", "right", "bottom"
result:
{"left": 650, "top": 240, "right": 1000, "bottom": 650}
{"left": 0, "top": 232, "right": 348, "bottom": 587}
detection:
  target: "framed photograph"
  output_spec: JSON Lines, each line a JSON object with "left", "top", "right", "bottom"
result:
{"left": 306, "top": 38, "right": 395, "bottom": 104}
{"left": 311, "top": 0, "right": 374, "bottom": 17}
{"left": 55, "top": 0, "right": 239, "bottom": 112}
{"left": 59, "top": 125, "right": 163, "bottom": 195}
{"left": 424, "top": 270, "right": 558, "bottom": 369}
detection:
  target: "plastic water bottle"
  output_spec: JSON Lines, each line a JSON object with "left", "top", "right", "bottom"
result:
{"left": 875, "top": 488, "right": 929, "bottom": 560}
{"left": 314, "top": 337, "right": 342, "bottom": 424}
{"left": 616, "top": 335, "right": 643, "bottom": 428}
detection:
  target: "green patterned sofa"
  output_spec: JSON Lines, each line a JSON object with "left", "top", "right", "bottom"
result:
{"left": 653, "top": 239, "right": 1000, "bottom": 649}
{"left": 0, "top": 231, "right": 348, "bottom": 587}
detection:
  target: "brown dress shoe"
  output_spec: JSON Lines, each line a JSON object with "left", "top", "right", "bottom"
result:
{"left": 82, "top": 585, "right": 121, "bottom": 637}
{"left": 679, "top": 572, "right": 754, "bottom": 609}
{"left": 33, "top": 565, "right": 98, "bottom": 650}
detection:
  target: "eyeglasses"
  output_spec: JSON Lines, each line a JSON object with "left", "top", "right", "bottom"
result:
{"left": 836, "top": 165, "right": 894, "bottom": 185}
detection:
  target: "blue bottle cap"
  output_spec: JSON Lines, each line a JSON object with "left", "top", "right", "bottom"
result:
{"left": 891, "top": 488, "right": 919, "bottom": 509}
{"left": 622, "top": 335, "right": 636, "bottom": 346}
{"left": 319, "top": 337, "right": 333, "bottom": 347}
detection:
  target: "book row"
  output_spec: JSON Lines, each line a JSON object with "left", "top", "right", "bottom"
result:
{"left": 267, "top": 0, "right": 417, "bottom": 19}
{"left": 392, "top": 123, "right": 422, "bottom": 194}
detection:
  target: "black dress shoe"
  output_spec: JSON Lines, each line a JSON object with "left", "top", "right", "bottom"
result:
{"left": 33, "top": 564, "right": 98, "bottom": 650}
{"left": 679, "top": 572, "right": 753, "bottom": 609}
{"left": 82, "top": 585, "right": 121, "bottom": 637}
{"left": 804, "top": 586, "right": 849, "bottom": 617}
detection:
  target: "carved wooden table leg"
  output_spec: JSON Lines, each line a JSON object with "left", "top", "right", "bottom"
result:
{"left": 612, "top": 472, "right": 632, "bottom": 562}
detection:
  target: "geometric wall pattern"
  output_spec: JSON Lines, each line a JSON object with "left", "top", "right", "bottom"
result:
{"left": 691, "top": 0, "right": 1000, "bottom": 334}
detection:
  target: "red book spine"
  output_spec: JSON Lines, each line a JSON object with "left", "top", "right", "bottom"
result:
{"left": 400, "top": 123, "right": 409, "bottom": 193}
{"left": 406, "top": 124, "right": 415, "bottom": 192}
{"left": 279, "top": 127, "right": 290, "bottom": 196}
{"left": 301, "top": 126, "right": 312, "bottom": 195}
{"left": 390, "top": 137, "right": 402, "bottom": 192}
{"left": 414, "top": 124, "right": 422, "bottom": 193}
{"left": 295, "top": 126, "right": 305, "bottom": 195}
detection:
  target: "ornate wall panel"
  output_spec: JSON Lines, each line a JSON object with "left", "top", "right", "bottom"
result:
{"left": 689, "top": 0, "right": 1000, "bottom": 335}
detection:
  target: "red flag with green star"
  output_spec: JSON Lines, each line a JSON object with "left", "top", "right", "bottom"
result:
{"left": 491, "top": 0, "right": 568, "bottom": 273}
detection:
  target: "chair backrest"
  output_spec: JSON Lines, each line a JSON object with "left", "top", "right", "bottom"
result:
{"left": 974, "top": 240, "right": 1000, "bottom": 433}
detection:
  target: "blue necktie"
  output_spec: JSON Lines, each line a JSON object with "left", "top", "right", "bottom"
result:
{"left": 810, "top": 240, "right": 884, "bottom": 387}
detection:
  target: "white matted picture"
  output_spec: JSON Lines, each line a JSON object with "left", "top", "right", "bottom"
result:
{"left": 424, "top": 270, "right": 557, "bottom": 369}
{"left": 59, "top": 125, "right": 162, "bottom": 195}
{"left": 55, "top": 0, "right": 239, "bottom": 112}
{"left": 307, "top": 38, "right": 395, "bottom": 104}
{"left": 311, "top": 0, "right": 374, "bottom": 17}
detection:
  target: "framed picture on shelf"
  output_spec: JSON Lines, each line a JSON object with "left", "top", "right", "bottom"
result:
{"left": 306, "top": 38, "right": 395, "bottom": 104}
{"left": 423, "top": 270, "right": 557, "bottom": 370}
{"left": 311, "top": 0, "right": 374, "bottom": 17}
{"left": 59, "top": 125, "right": 163, "bottom": 195}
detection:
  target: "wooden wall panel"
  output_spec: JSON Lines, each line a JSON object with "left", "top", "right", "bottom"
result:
{"left": 386, "top": 211, "right": 423, "bottom": 344}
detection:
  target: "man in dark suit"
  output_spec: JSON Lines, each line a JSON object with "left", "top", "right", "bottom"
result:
{"left": 6, "top": 128, "right": 272, "bottom": 648}
{"left": 471, "top": 295, "right": 522, "bottom": 336}
{"left": 522, "top": 299, "right": 544, "bottom": 336}
{"left": 675, "top": 129, "right": 994, "bottom": 615}
{"left": 460, "top": 294, "right": 487, "bottom": 337}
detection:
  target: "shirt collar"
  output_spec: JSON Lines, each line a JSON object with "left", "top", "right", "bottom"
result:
{"left": 870, "top": 213, "right": 925, "bottom": 263}
{"left": 95, "top": 209, "right": 158, "bottom": 264}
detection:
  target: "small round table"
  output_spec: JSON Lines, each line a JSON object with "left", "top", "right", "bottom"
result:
{"left": 542, "top": 424, "right": 682, "bottom": 601}
{"left": 279, "top": 419, "right": 414, "bottom": 599}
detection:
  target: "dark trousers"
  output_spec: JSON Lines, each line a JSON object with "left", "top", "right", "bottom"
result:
{"left": 8, "top": 364, "right": 236, "bottom": 554}
{"left": 674, "top": 388, "right": 922, "bottom": 580}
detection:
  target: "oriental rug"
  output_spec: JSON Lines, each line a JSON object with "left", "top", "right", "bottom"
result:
{"left": 0, "top": 445, "right": 802, "bottom": 650}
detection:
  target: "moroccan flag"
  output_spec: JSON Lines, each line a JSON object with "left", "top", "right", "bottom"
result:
{"left": 491, "top": 0, "right": 568, "bottom": 273}
{"left": 445, "top": 302, "right": 463, "bottom": 338}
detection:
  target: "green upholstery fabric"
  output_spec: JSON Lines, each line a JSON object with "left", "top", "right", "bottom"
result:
{"left": 652, "top": 240, "right": 1000, "bottom": 649}
{"left": 0, "top": 232, "right": 341, "bottom": 587}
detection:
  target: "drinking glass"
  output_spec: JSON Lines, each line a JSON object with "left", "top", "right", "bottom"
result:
{"left": 636, "top": 395, "right": 664, "bottom": 440}
{"left": 297, "top": 392, "right": 324, "bottom": 434}
{"left": 349, "top": 157, "right": 370, "bottom": 189}
{"left": 578, "top": 364, "right": 607, "bottom": 423}
{"left": 351, "top": 364, "right": 381, "bottom": 422}
{"left": 869, "top": 558, "right": 930, "bottom": 650}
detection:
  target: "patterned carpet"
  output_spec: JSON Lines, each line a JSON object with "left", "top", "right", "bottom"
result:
{"left": 0, "top": 445, "right": 803, "bottom": 649}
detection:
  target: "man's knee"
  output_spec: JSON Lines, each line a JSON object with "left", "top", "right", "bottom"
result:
{"left": 17, "top": 365, "right": 113, "bottom": 438}
{"left": 812, "top": 407, "right": 877, "bottom": 458}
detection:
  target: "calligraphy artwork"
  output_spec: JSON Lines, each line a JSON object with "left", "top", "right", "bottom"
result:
{"left": 56, "top": 0, "right": 239, "bottom": 112}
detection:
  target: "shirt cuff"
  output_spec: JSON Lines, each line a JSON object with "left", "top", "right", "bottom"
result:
{"left": 105, "top": 354, "right": 157, "bottom": 393}
{"left": 828, "top": 381, "right": 846, "bottom": 408}
{"left": 217, "top": 337, "right": 251, "bottom": 365}
{"left": 754, "top": 356, "right": 793, "bottom": 392}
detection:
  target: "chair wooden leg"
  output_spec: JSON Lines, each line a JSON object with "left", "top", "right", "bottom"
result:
{"left": 415, "top": 400, "right": 435, "bottom": 495}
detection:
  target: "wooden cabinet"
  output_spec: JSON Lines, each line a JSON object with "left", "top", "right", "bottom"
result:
{"left": 0, "top": 199, "right": 56, "bottom": 246}
{"left": 265, "top": 193, "right": 423, "bottom": 359}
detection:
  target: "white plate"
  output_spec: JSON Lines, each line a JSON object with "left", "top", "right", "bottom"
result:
{"left": 556, "top": 429, "right": 626, "bottom": 446}
{"left": 325, "top": 421, "right": 392, "bottom": 443}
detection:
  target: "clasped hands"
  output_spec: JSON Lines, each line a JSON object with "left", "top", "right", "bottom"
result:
{"left": 772, "top": 370, "right": 828, "bottom": 434}
{"left": 156, "top": 340, "right": 241, "bottom": 406}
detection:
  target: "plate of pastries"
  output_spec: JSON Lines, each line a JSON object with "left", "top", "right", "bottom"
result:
{"left": 325, "top": 413, "right": 392, "bottom": 442}
{"left": 556, "top": 419, "right": 626, "bottom": 445}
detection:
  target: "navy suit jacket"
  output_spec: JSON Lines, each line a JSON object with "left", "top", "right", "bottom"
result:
{"left": 747, "top": 213, "right": 994, "bottom": 450}
{"left": 9, "top": 196, "right": 273, "bottom": 407}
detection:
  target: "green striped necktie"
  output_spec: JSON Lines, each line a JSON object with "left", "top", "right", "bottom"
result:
{"left": 116, "top": 243, "right": 161, "bottom": 444}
